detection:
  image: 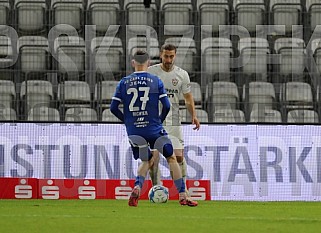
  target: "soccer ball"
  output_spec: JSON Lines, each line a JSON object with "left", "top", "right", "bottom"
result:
{"left": 148, "top": 185, "right": 169, "bottom": 203}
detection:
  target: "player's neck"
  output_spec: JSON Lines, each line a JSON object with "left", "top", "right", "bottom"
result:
{"left": 135, "top": 65, "right": 148, "bottom": 72}
{"left": 135, "top": 69, "right": 147, "bottom": 72}
{"left": 160, "top": 64, "right": 174, "bottom": 72}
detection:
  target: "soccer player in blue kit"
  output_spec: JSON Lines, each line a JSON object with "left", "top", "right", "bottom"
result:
{"left": 110, "top": 50, "right": 197, "bottom": 207}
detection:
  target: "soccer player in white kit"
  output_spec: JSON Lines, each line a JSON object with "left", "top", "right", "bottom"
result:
{"left": 148, "top": 43, "right": 201, "bottom": 198}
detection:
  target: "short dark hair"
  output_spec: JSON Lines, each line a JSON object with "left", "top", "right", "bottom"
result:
{"left": 160, "top": 43, "right": 177, "bottom": 53}
{"left": 133, "top": 50, "right": 149, "bottom": 64}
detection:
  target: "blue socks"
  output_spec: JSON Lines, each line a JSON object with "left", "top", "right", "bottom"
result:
{"left": 135, "top": 176, "right": 185, "bottom": 193}
{"left": 134, "top": 175, "right": 145, "bottom": 189}
{"left": 174, "top": 178, "right": 186, "bottom": 193}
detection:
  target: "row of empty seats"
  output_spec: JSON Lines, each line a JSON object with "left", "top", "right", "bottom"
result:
{"left": 207, "top": 81, "right": 315, "bottom": 111}
{"left": 0, "top": 78, "right": 319, "bottom": 122}
{"left": 0, "top": 79, "right": 120, "bottom": 111}
{"left": 2, "top": 35, "right": 321, "bottom": 82}
{"left": 0, "top": 79, "right": 316, "bottom": 111}
{"left": 1, "top": 0, "right": 320, "bottom": 37}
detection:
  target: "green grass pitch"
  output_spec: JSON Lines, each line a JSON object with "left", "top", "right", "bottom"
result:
{"left": 1, "top": 200, "right": 321, "bottom": 233}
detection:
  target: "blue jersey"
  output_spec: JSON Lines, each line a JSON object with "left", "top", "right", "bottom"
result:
{"left": 112, "top": 72, "right": 168, "bottom": 136}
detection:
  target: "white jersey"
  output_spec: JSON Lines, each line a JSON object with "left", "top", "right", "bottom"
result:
{"left": 147, "top": 64, "right": 191, "bottom": 127}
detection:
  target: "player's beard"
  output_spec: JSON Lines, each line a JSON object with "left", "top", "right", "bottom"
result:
{"left": 163, "top": 62, "right": 173, "bottom": 71}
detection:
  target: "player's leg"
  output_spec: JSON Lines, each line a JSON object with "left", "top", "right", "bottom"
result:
{"left": 166, "top": 155, "right": 185, "bottom": 192}
{"left": 149, "top": 150, "right": 161, "bottom": 186}
{"left": 164, "top": 150, "right": 197, "bottom": 207}
{"left": 154, "top": 133, "right": 197, "bottom": 207}
{"left": 129, "top": 149, "right": 154, "bottom": 207}
{"left": 130, "top": 158, "right": 154, "bottom": 205}
{"left": 174, "top": 149, "right": 188, "bottom": 192}
{"left": 148, "top": 129, "right": 168, "bottom": 186}
{"left": 166, "top": 126, "right": 190, "bottom": 196}
{"left": 152, "top": 126, "right": 190, "bottom": 194}
{"left": 136, "top": 157, "right": 154, "bottom": 186}
{"left": 128, "top": 136, "right": 154, "bottom": 207}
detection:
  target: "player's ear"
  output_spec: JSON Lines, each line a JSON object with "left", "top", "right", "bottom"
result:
{"left": 147, "top": 59, "right": 151, "bottom": 67}
{"left": 131, "top": 59, "right": 135, "bottom": 68}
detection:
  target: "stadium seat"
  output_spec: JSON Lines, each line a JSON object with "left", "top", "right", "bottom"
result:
{"left": 102, "top": 108, "right": 122, "bottom": 122}
{"left": 269, "top": 0, "right": 302, "bottom": 35}
{"left": 65, "top": 107, "right": 98, "bottom": 121}
{"left": 238, "top": 37, "right": 270, "bottom": 80}
{"left": 311, "top": 38, "right": 321, "bottom": 77}
{"left": 313, "top": 84, "right": 321, "bottom": 111}
{"left": 86, "top": 0, "right": 120, "bottom": 36}
{"left": 201, "top": 37, "right": 233, "bottom": 81}
{"left": 306, "top": 0, "right": 321, "bottom": 36}
{"left": 197, "top": 0, "right": 229, "bottom": 37}
{"left": 127, "top": 37, "right": 160, "bottom": 67}
{"left": 0, "top": 36, "right": 12, "bottom": 81}
{"left": 124, "top": 0, "right": 158, "bottom": 35}
{"left": 164, "top": 37, "right": 197, "bottom": 74}
{"left": 274, "top": 38, "right": 306, "bottom": 81}
{"left": 0, "top": 35, "right": 14, "bottom": 69}
{"left": 14, "top": 0, "right": 48, "bottom": 35}
{"left": 287, "top": 109, "right": 319, "bottom": 123}
{"left": 0, "top": 0, "right": 10, "bottom": 33}
{"left": 250, "top": 109, "right": 282, "bottom": 123}
{"left": 20, "top": 80, "right": 53, "bottom": 112}
{"left": 206, "top": 81, "right": 239, "bottom": 112}
{"left": 91, "top": 36, "right": 123, "bottom": 81}
{"left": 233, "top": 0, "right": 266, "bottom": 35}
{"left": 178, "top": 81, "right": 202, "bottom": 109}
{"left": 212, "top": 109, "right": 245, "bottom": 123}
{"left": 160, "top": 0, "right": 194, "bottom": 35}
{"left": 50, "top": 0, "right": 84, "bottom": 33}
{"left": 17, "top": 36, "right": 49, "bottom": 79}
{"left": 94, "top": 80, "right": 118, "bottom": 109}
{"left": 58, "top": 81, "right": 91, "bottom": 109}
{"left": 243, "top": 81, "right": 276, "bottom": 112}
{"left": 0, "top": 80, "right": 16, "bottom": 109}
{"left": 28, "top": 106, "right": 60, "bottom": 121}
{"left": 53, "top": 36, "right": 86, "bottom": 81}
{"left": 0, "top": 108, "right": 17, "bottom": 120}
{"left": 190, "top": 82, "right": 203, "bottom": 108}
{"left": 280, "top": 82, "right": 314, "bottom": 110}
{"left": 179, "top": 108, "right": 209, "bottom": 123}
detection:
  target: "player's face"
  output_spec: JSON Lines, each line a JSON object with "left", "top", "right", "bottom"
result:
{"left": 160, "top": 50, "right": 176, "bottom": 71}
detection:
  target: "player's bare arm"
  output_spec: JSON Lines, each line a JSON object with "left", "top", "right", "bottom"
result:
{"left": 183, "top": 92, "right": 200, "bottom": 131}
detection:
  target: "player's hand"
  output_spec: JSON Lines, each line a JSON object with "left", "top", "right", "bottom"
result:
{"left": 192, "top": 117, "right": 200, "bottom": 131}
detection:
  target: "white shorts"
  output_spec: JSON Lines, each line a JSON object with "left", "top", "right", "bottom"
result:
{"left": 164, "top": 125, "right": 184, "bottom": 149}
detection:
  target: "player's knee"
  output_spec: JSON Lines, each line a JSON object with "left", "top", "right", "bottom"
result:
{"left": 131, "top": 146, "right": 152, "bottom": 161}
{"left": 166, "top": 155, "right": 177, "bottom": 163}
{"left": 176, "top": 155, "right": 184, "bottom": 163}
{"left": 142, "top": 148, "right": 153, "bottom": 161}
{"left": 131, "top": 146, "right": 140, "bottom": 160}
{"left": 162, "top": 143, "right": 174, "bottom": 158}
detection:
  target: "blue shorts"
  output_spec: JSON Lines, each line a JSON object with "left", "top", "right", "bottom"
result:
{"left": 128, "top": 129, "right": 173, "bottom": 161}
